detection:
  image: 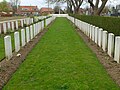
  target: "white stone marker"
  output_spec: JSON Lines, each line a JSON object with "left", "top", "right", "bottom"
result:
{"left": 3, "top": 22, "right": 7, "bottom": 34}
{"left": 98, "top": 28, "right": 103, "bottom": 47}
{"left": 40, "top": 22, "right": 42, "bottom": 31}
{"left": 33, "top": 24, "right": 36, "bottom": 37}
{"left": 14, "top": 32, "right": 20, "bottom": 52}
{"left": 95, "top": 27, "right": 99, "bottom": 44}
{"left": 31, "top": 18, "right": 34, "bottom": 23}
{"left": 21, "top": 20, "right": 24, "bottom": 27}
{"left": 90, "top": 25, "right": 92, "bottom": 39}
{"left": 16, "top": 20, "right": 18, "bottom": 30}
{"left": 39, "top": 22, "right": 41, "bottom": 32}
{"left": 35, "top": 23, "right": 37, "bottom": 35}
{"left": 107, "top": 33, "right": 114, "bottom": 57}
{"left": 35, "top": 23, "right": 38, "bottom": 35}
{"left": 11, "top": 21, "right": 14, "bottom": 31}
{"left": 21, "top": 29, "right": 26, "bottom": 47}
{"left": 102, "top": 31, "right": 108, "bottom": 51}
{"left": 114, "top": 36, "right": 120, "bottom": 63}
{"left": 38, "top": 22, "right": 39, "bottom": 31}
{"left": 30, "top": 25, "right": 33, "bottom": 40}
{"left": 26, "top": 27, "right": 30, "bottom": 43}
{"left": 24, "top": 19, "right": 26, "bottom": 24}
{"left": 26, "top": 18, "right": 29, "bottom": 25}
{"left": 4, "top": 36, "right": 12, "bottom": 60}
{"left": 87, "top": 24, "right": 89, "bottom": 36}
{"left": 92, "top": 26, "right": 95, "bottom": 41}
{"left": 42, "top": 21, "right": 44, "bottom": 29}
{"left": 7, "top": 22, "right": 11, "bottom": 30}
{"left": 38, "top": 23, "right": 39, "bottom": 33}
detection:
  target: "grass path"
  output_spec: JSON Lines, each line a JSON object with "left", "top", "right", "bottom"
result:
{"left": 3, "top": 18, "right": 119, "bottom": 90}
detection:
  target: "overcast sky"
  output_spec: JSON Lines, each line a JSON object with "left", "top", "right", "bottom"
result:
{"left": 0, "top": 0, "right": 120, "bottom": 9}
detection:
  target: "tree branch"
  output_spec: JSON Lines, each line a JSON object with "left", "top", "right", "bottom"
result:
{"left": 88, "top": 0, "right": 94, "bottom": 8}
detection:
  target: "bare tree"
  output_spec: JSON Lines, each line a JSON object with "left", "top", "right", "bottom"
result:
{"left": 88, "top": 0, "right": 108, "bottom": 15}
{"left": 67, "top": 0, "right": 73, "bottom": 13}
{"left": 10, "top": 0, "right": 21, "bottom": 14}
{"left": 70, "top": 0, "right": 83, "bottom": 14}
{"left": 46, "top": 0, "right": 83, "bottom": 14}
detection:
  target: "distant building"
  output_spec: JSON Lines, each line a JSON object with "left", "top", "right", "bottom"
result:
{"left": 40, "top": 8, "right": 54, "bottom": 15}
{"left": 17, "top": 6, "right": 39, "bottom": 16}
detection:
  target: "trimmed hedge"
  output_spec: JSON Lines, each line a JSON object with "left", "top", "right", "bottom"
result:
{"left": 70, "top": 14, "right": 120, "bottom": 36}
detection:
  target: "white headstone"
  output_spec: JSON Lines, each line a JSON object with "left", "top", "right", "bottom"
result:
{"left": 39, "top": 22, "right": 41, "bottom": 32}
{"left": 102, "top": 31, "right": 108, "bottom": 51}
{"left": 36, "top": 23, "right": 38, "bottom": 35}
{"left": 87, "top": 24, "right": 90, "bottom": 37}
{"left": 24, "top": 19, "right": 26, "bottom": 24}
{"left": 90, "top": 25, "right": 92, "bottom": 39}
{"left": 98, "top": 28, "right": 103, "bottom": 47}
{"left": 114, "top": 36, "right": 120, "bottom": 63}
{"left": 4, "top": 36, "right": 12, "bottom": 60}
{"left": 26, "top": 18, "right": 29, "bottom": 25}
{"left": 92, "top": 26, "right": 95, "bottom": 41}
{"left": 16, "top": 20, "right": 18, "bottom": 30}
{"left": 33, "top": 24, "right": 36, "bottom": 37}
{"left": 26, "top": 27, "right": 30, "bottom": 43}
{"left": 21, "top": 29, "right": 26, "bottom": 47}
{"left": 108, "top": 33, "right": 114, "bottom": 57}
{"left": 40, "top": 22, "right": 42, "bottom": 31}
{"left": 21, "top": 20, "right": 24, "bottom": 27}
{"left": 30, "top": 25, "right": 33, "bottom": 39}
{"left": 7, "top": 22, "right": 11, "bottom": 30}
{"left": 3, "top": 22, "right": 7, "bottom": 34}
{"left": 95, "top": 27, "right": 99, "bottom": 44}
{"left": 14, "top": 32, "right": 20, "bottom": 52}
{"left": 31, "top": 18, "right": 34, "bottom": 23}
{"left": 11, "top": 21, "right": 14, "bottom": 31}
{"left": 42, "top": 21, "right": 44, "bottom": 29}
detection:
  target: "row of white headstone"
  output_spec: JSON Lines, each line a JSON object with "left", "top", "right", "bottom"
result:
{"left": 68, "top": 16, "right": 120, "bottom": 63}
{"left": 4, "top": 16, "right": 55, "bottom": 60}
{"left": 34, "top": 16, "right": 50, "bottom": 22}
{"left": 0, "top": 18, "right": 34, "bottom": 34}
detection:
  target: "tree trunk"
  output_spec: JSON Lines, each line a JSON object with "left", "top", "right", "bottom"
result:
{"left": 93, "top": 7, "right": 99, "bottom": 15}
{"left": 74, "top": 7, "right": 79, "bottom": 14}
{"left": 88, "top": 0, "right": 108, "bottom": 16}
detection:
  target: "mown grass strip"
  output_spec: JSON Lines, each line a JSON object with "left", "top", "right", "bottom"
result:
{"left": 3, "top": 17, "right": 120, "bottom": 90}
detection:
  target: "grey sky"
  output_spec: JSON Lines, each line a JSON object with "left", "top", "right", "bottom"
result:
{"left": 0, "top": 0, "right": 120, "bottom": 9}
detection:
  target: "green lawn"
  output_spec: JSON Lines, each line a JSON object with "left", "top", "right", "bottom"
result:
{"left": 3, "top": 17, "right": 119, "bottom": 90}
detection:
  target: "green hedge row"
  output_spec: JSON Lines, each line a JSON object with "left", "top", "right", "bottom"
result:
{"left": 70, "top": 14, "right": 120, "bottom": 36}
